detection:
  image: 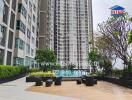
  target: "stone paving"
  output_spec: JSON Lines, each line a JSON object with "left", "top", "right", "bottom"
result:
{"left": 1, "top": 77, "right": 132, "bottom": 100}
{"left": 0, "top": 77, "right": 79, "bottom": 100}
{"left": 27, "top": 81, "right": 132, "bottom": 100}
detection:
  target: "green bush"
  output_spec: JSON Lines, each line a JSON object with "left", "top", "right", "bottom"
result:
{"left": 112, "top": 69, "right": 123, "bottom": 77}
{"left": 29, "top": 72, "right": 55, "bottom": 77}
{"left": 89, "top": 73, "right": 97, "bottom": 77}
{"left": 0, "top": 65, "right": 27, "bottom": 79}
{"left": 28, "top": 68, "right": 41, "bottom": 73}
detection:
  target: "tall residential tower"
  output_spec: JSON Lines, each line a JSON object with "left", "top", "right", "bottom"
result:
{"left": 54, "top": 0, "right": 93, "bottom": 69}
{"left": 38, "top": 0, "right": 93, "bottom": 69}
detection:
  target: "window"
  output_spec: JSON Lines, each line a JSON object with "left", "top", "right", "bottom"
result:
{"left": 28, "top": 15, "right": 31, "bottom": 25}
{"left": 14, "top": 57, "right": 24, "bottom": 66}
{"left": 32, "top": 25, "right": 35, "bottom": 33}
{"left": 18, "top": 4, "right": 22, "bottom": 12}
{"left": 16, "top": 20, "right": 26, "bottom": 34}
{"left": 12, "top": 0, "right": 17, "bottom": 11}
{"left": 6, "top": 51, "right": 12, "bottom": 65}
{"left": 26, "top": 44, "right": 30, "bottom": 54}
{"left": 15, "top": 38, "right": 25, "bottom": 50}
{"left": 27, "top": 28, "right": 31, "bottom": 38}
{"left": 25, "top": 57, "right": 30, "bottom": 67}
{"left": 10, "top": 12, "right": 15, "bottom": 29}
{"left": 32, "top": 37, "right": 35, "bottom": 44}
{"left": 31, "top": 49, "right": 33, "bottom": 56}
{"left": 3, "top": 4, "right": 9, "bottom": 25}
{"left": 0, "top": 25, "right": 6, "bottom": 47}
{"left": 0, "top": 49, "right": 4, "bottom": 64}
{"left": 33, "top": 4, "right": 36, "bottom": 12}
{"left": 18, "top": 4, "right": 27, "bottom": 19}
{"left": 33, "top": 14, "right": 35, "bottom": 22}
{"left": 8, "top": 30, "right": 13, "bottom": 49}
{"left": 29, "top": 1, "right": 32, "bottom": 10}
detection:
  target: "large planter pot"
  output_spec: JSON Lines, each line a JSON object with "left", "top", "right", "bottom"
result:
{"left": 76, "top": 80, "right": 82, "bottom": 85}
{"left": 81, "top": 75, "right": 87, "bottom": 84}
{"left": 45, "top": 79, "right": 53, "bottom": 87}
{"left": 54, "top": 77, "right": 62, "bottom": 86}
{"left": 85, "top": 77, "right": 94, "bottom": 86}
{"left": 94, "top": 79, "right": 97, "bottom": 84}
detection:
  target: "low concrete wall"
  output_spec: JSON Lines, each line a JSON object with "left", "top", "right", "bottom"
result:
{"left": 0, "top": 74, "right": 26, "bottom": 84}
{"left": 95, "top": 76, "right": 132, "bottom": 89}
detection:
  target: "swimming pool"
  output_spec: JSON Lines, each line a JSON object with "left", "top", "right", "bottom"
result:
{"left": 53, "top": 70, "right": 89, "bottom": 77}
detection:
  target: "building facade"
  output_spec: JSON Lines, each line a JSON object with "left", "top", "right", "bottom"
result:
{"left": 0, "top": 0, "right": 18, "bottom": 65}
{"left": 38, "top": 0, "right": 93, "bottom": 69}
{"left": 38, "top": 0, "right": 54, "bottom": 49}
{"left": 0, "top": 0, "right": 38, "bottom": 67}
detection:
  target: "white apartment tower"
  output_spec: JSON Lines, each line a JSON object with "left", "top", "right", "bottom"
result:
{"left": 0, "top": 0, "right": 39, "bottom": 67}
{"left": 54, "top": 0, "right": 93, "bottom": 69}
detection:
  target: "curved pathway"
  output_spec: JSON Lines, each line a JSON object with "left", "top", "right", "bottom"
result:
{"left": 0, "top": 77, "right": 79, "bottom": 100}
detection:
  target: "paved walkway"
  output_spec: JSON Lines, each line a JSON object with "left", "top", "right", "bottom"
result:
{"left": 0, "top": 77, "right": 79, "bottom": 100}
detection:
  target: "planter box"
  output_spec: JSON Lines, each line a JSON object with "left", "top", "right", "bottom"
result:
{"left": 85, "top": 77, "right": 94, "bottom": 86}
{"left": 26, "top": 76, "right": 43, "bottom": 86}
{"left": 0, "top": 74, "right": 26, "bottom": 84}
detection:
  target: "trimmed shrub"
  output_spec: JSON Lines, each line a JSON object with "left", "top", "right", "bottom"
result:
{"left": 28, "top": 68, "right": 41, "bottom": 73}
{"left": 29, "top": 72, "right": 55, "bottom": 77}
{"left": 0, "top": 65, "right": 27, "bottom": 79}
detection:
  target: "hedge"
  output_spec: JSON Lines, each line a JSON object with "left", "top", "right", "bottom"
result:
{"left": 0, "top": 65, "right": 27, "bottom": 79}
{"left": 29, "top": 72, "right": 55, "bottom": 77}
{"left": 28, "top": 68, "right": 41, "bottom": 73}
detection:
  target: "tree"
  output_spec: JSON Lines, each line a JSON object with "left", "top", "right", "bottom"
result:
{"left": 128, "top": 29, "right": 132, "bottom": 44}
{"left": 67, "top": 64, "right": 76, "bottom": 70}
{"left": 88, "top": 49, "right": 99, "bottom": 73}
{"left": 98, "top": 56, "right": 112, "bottom": 76}
{"left": 98, "top": 13, "right": 132, "bottom": 68}
{"left": 128, "top": 17, "right": 132, "bottom": 44}
{"left": 35, "top": 48, "right": 57, "bottom": 68}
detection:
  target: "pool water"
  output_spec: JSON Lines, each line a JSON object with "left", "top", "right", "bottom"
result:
{"left": 53, "top": 70, "right": 89, "bottom": 77}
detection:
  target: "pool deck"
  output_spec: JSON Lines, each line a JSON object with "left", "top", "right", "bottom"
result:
{"left": 0, "top": 77, "right": 79, "bottom": 100}
{"left": 1, "top": 77, "right": 132, "bottom": 100}
{"left": 27, "top": 81, "right": 132, "bottom": 100}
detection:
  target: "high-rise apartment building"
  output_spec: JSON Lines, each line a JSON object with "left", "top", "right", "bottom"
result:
{"left": 38, "top": 0, "right": 54, "bottom": 49}
{"left": 0, "top": 0, "right": 38, "bottom": 67}
{"left": 38, "top": 0, "right": 93, "bottom": 69}
{"left": 14, "top": 0, "right": 38, "bottom": 67}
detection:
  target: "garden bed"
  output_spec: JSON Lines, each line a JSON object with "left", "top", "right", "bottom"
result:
{"left": 0, "top": 65, "right": 27, "bottom": 84}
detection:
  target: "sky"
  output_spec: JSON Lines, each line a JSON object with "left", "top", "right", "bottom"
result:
{"left": 92, "top": 0, "right": 132, "bottom": 31}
